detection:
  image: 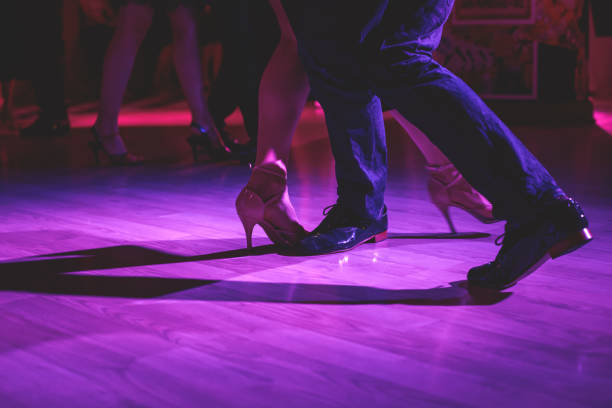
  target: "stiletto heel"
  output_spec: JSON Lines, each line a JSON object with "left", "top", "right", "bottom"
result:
{"left": 90, "top": 126, "right": 143, "bottom": 166}
{"left": 235, "top": 161, "right": 306, "bottom": 248}
{"left": 188, "top": 122, "right": 231, "bottom": 162}
{"left": 238, "top": 214, "right": 257, "bottom": 249}
{"left": 435, "top": 203, "right": 456, "bottom": 233}
{"left": 426, "top": 163, "right": 498, "bottom": 232}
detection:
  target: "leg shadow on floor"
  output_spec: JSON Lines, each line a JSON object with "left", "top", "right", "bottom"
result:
{"left": 0, "top": 243, "right": 509, "bottom": 305}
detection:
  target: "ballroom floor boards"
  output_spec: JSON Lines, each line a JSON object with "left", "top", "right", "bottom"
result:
{"left": 0, "top": 102, "right": 611, "bottom": 407}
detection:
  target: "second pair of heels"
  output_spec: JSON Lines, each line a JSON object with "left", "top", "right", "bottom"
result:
{"left": 236, "top": 161, "right": 501, "bottom": 250}
{"left": 187, "top": 122, "right": 232, "bottom": 162}
{"left": 89, "top": 127, "right": 143, "bottom": 166}
{"left": 426, "top": 163, "right": 500, "bottom": 233}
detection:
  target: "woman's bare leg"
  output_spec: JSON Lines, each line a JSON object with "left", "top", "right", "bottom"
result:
{"left": 94, "top": 3, "right": 153, "bottom": 140}
{"left": 255, "top": 0, "right": 310, "bottom": 166}
{"left": 236, "top": 0, "right": 311, "bottom": 248}
{"left": 390, "top": 110, "right": 494, "bottom": 230}
{"left": 168, "top": 4, "right": 219, "bottom": 138}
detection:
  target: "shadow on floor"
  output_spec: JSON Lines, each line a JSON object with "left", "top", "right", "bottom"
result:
{"left": 0, "top": 242, "right": 509, "bottom": 305}
{"left": 388, "top": 232, "right": 491, "bottom": 239}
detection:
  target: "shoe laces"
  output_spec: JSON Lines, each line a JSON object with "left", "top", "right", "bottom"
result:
{"left": 320, "top": 203, "right": 373, "bottom": 230}
{"left": 322, "top": 204, "right": 337, "bottom": 216}
{"left": 487, "top": 230, "right": 511, "bottom": 271}
{"left": 495, "top": 221, "right": 525, "bottom": 246}
{"left": 492, "top": 221, "right": 535, "bottom": 266}
{"left": 490, "top": 223, "right": 517, "bottom": 266}
{"left": 488, "top": 232, "right": 506, "bottom": 270}
{"left": 321, "top": 203, "right": 345, "bottom": 226}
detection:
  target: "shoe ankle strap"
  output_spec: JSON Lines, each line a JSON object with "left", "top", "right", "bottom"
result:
{"left": 252, "top": 160, "right": 287, "bottom": 177}
{"left": 425, "top": 163, "right": 454, "bottom": 172}
{"left": 426, "top": 163, "right": 462, "bottom": 185}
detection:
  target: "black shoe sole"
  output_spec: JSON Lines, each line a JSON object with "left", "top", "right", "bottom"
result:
{"left": 549, "top": 228, "right": 593, "bottom": 259}
{"left": 496, "top": 227, "right": 593, "bottom": 290}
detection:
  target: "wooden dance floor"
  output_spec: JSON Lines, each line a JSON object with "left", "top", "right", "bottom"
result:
{"left": 1, "top": 102, "right": 611, "bottom": 407}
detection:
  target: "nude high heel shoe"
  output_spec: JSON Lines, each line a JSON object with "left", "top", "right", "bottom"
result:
{"left": 426, "top": 163, "right": 498, "bottom": 233}
{"left": 89, "top": 126, "right": 143, "bottom": 166}
{"left": 236, "top": 160, "right": 306, "bottom": 248}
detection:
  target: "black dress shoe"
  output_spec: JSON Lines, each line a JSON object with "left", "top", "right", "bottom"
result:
{"left": 297, "top": 204, "right": 388, "bottom": 255}
{"left": 468, "top": 196, "right": 592, "bottom": 290}
{"left": 21, "top": 117, "right": 70, "bottom": 138}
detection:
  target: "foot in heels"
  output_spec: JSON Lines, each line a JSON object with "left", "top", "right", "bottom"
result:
{"left": 90, "top": 126, "right": 143, "bottom": 166}
{"left": 236, "top": 160, "right": 307, "bottom": 248}
{"left": 426, "top": 163, "right": 499, "bottom": 233}
{"left": 187, "top": 122, "right": 231, "bottom": 162}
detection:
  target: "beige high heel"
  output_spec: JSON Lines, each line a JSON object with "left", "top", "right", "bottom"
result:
{"left": 235, "top": 160, "right": 306, "bottom": 248}
{"left": 426, "top": 163, "right": 498, "bottom": 233}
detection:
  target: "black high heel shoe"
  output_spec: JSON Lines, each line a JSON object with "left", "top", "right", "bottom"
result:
{"left": 89, "top": 126, "right": 144, "bottom": 166}
{"left": 187, "top": 122, "right": 231, "bottom": 162}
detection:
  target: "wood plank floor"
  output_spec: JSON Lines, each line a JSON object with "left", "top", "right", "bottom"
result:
{"left": 1, "top": 104, "right": 611, "bottom": 407}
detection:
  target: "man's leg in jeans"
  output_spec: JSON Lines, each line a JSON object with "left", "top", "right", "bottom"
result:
{"left": 375, "top": 53, "right": 563, "bottom": 223}
{"left": 280, "top": 1, "right": 389, "bottom": 253}
{"left": 311, "top": 80, "right": 387, "bottom": 223}
{"left": 283, "top": 0, "right": 591, "bottom": 279}
{"left": 376, "top": 47, "right": 591, "bottom": 289}
{"left": 293, "top": 68, "right": 389, "bottom": 254}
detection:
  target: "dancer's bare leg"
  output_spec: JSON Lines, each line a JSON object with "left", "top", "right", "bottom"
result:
{"left": 94, "top": 3, "right": 153, "bottom": 154}
{"left": 235, "top": 0, "right": 310, "bottom": 248}
{"left": 95, "top": 3, "right": 153, "bottom": 135}
{"left": 255, "top": 0, "right": 310, "bottom": 166}
{"left": 168, "top": 5, "right": 220, "bottom": 140}
{"left": 390, "top": 110, "right": 494, "bottom": 229}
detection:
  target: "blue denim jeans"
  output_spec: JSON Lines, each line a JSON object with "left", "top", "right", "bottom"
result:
{"left": 282, "top": 0, "right": 563, "bottom": 222}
